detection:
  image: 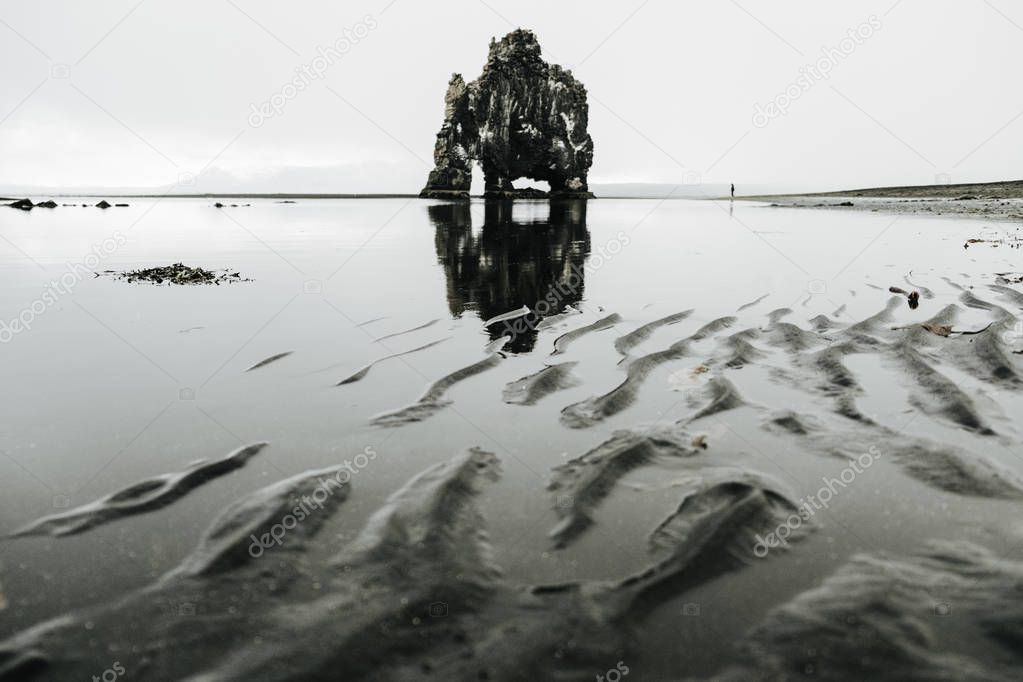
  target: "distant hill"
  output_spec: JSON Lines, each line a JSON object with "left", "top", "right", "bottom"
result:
{"left": 755, "top": 179, "right": 1023, "bottom": 200}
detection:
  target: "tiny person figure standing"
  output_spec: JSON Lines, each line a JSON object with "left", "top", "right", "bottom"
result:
{"left": 730, "top": 183, "right": 735, "bottom": 199}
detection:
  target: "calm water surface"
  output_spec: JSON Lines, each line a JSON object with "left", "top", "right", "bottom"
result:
{"left": 1, "top": 197, "right": 1021, "bottom": 678}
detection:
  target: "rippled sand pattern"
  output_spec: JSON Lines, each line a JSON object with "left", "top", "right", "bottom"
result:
{"left": 7, "top": 269, "right": 1023, "bottom": 678}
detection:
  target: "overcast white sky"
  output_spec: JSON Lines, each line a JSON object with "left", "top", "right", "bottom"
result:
{"left": 1, "top": 0, "right": 1021, "bottom": 193}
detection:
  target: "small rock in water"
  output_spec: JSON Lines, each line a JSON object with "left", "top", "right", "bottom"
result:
{"left": 888, "top": 286, "right": 921, "bottom": 309}
{"left": 95, "top": 200, "right": 112, "bottom": 209}
{"left": 8, "top": 198, "right": 33, "bottom": 210}
{"left": 35, "top": 200, "right": 57, "bottom": 208}
{"left": 214, "top": 202, "right": 225, "bottom": 208}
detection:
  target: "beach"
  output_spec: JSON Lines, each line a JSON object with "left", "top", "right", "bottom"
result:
{"left": 747, "top": 179, "right": 1023, "bottom": 224}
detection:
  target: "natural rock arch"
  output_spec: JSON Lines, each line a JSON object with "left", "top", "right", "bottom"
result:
{"left": 420, "top": 29, "right": 594, "bottom": 200}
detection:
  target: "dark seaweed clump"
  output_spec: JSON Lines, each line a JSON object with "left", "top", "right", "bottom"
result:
{"left": 111, "top": 263, "right": 248, "bottom": 285}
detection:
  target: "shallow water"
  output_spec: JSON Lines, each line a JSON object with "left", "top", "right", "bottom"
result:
{"left": 1, "top": 197, "right": 1022, "bottom": 680}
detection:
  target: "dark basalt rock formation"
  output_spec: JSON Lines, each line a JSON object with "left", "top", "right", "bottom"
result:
{"left": 421, "top": 29, "right": 594, "bottom": 200}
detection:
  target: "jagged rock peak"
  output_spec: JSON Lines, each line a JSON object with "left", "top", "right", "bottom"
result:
{"left": 486, "top": 28, "right": 544, "bottom": 68}
{"left": 420, "top": 29, "right": 595, "bottom": 201}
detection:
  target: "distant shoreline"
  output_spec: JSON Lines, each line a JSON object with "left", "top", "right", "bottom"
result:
{"left": 739, "top": 179, "right": 1023, "bottom": 222}
{"left": 3, "top": 193, "right": 423, "bottom": 200}
{"left": 6, "top": 178, "right": 1023, "bottom": 208}
{"left": 2, "top": 191, "right": 705, "bottom": 200}
{"left": 744, "top": 178, "right": 1023, "bottom": 201}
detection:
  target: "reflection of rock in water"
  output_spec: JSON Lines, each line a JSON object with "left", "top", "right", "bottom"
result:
{"left": 430, "top": 200, "right": 591, "bottom": 352}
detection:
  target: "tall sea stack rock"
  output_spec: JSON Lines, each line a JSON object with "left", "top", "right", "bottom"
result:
{"left": 420, "top": 29, "right": 594, "bottom": 200}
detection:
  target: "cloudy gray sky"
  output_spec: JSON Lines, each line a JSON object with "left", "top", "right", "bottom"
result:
{"left": 1, "top": 0, "right": 1020, "bottom": 193}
